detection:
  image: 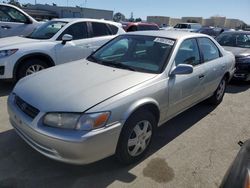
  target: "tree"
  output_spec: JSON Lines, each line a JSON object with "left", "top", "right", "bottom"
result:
{"left": 187, "top": 19, "right": 198, "bottom": 23}
{"left": 135, "top": 18, "right": 142, "bottom": 22}
{"left": 113, "top": 12, "right": 125, "bottom": 22}
{"left": 8, "top": 0, "right": 21, "bottom": 7}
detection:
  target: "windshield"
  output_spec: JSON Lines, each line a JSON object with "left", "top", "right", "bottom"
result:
{"left": 27, "top": 21, "right": 67, "bottom": 39}
{"left": 87, "top": 35, "right": 175, "bottom": 73}
{"left": 216, "top": 33, "right": 250, "bottom": 48}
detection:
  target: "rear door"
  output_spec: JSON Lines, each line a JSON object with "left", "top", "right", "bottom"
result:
{"left": 87, "top": 22, "right": 117, "bottom": 51}
{"left": 167, "top": 38, "right": 206, "bottom": 117}
{"left": 197, "top": 37, "right": 225, "bottom": 96}
{"left": 0, "top": 5, "right": 34, "bottom": 37}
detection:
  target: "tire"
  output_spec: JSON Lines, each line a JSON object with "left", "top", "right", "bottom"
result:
{"left": 17, "top": 59, "right": 48, "bottom": 80}
{"left": 208, "top": 76, "right": 227, "bottom": 105}
{"left": 116, "top": 109, "right": 156, "bottom": 164}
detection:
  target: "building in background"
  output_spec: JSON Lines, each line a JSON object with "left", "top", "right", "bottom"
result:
{"left": 147, "top": 16, "right": 170, "bottom": 27}
{"left": 147, "top": 15, "right": 245, "bottom": 29}
{"left": 182, "top": 17, "right": 203, "bottom": 24}
{"left": 22, "top": 4, "right": 113, "bottom": 21}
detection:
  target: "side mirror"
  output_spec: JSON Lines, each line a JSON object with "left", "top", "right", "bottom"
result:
{"left": 170, "top": 64, "right": 193, "bottom": 76}
{"left": 62, "top": 34, "right": 73, "bottom": 45}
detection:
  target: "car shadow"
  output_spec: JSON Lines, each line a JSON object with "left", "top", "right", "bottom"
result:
{"left": 0, "top": 81, "right": 14, "bottom": 97}
{"left": 0, "top": 103, "right": 216, "bottom": 188}
{"left": 226, "top": 81, "right": 250, "bottom": 94}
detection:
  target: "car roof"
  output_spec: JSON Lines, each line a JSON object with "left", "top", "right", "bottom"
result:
{"left": 122, "top": 30, "right": 207, "bottom": 40}
{"left": 221, "top": 31, "right": 250, "bottom": 35}
{"left": 51, "top": 18, "right": 121, "bottom": 26}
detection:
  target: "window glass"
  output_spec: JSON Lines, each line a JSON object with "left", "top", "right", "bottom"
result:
{"left": 198, "top": 38, "right": 220, "bottom": 62}
{"left": 0, "top": 6, "right": 28, "bottom": 23}
{"left": 216, "top": 33, "right": 250, "bottom": 48}
{"left": 175, "top": 39, "right": 200, "bottom": 66}
{"left": 108, "top": 24, "right": 119, "bottom": 34}
{"left": 28, "top": 21, "right": 67, "bottom": 39}
{"left": 89, "top": 35, "right": 175, "bottom": 73}
{"left": 59, "top": 22, "right": 88, "bottom": 40}
{"left": 91, "top": 22, "right": 111, "bottom": 37}
{"left": 127, "top": 25, "right": 138, "bottom": 32}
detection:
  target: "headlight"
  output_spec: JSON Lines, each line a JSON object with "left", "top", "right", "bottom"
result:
{"left": 0, "top": 49, "right": 18, "bottom": 58}
{"left": 43, "top": 112, "right": 110, "bottom": 131}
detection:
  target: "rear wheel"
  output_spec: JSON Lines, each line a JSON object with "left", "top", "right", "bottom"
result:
{"left": 208, "top": 76, "right": 227, "bottom": 105}
{"left": 17, "top": 59, "right": 48, "bottom": 80}
{"left": 116, "top": 110, "right": 156, "bottom": 164}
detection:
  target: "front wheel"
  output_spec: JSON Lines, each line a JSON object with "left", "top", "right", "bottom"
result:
{"left": 116, "top": 110, "right": 156, "bottom": 164}
{"left": 17, "top": 59, "right": 48, "bottom": 80}
{"left": 208, "top": 77, "right": 227, "bottom": 105}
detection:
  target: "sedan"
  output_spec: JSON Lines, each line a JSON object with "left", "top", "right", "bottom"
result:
{"left": 8, "top": 31, "right": 235, "bottom": 165}
{"left": 216, "top": 31, "right": 250, "bottom": 81}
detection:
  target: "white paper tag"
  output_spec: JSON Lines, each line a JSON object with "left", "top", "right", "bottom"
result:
{"left": 154, "top": 38, "right": 175, "bottom": 46}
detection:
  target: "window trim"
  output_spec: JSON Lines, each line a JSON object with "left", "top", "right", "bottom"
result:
{"left": 88, "top": 21, "right": 112, "bottom": 38}
{"left": 174, "top": 38, "right": 202, "bottom": 67}
{"left": 56, "top": 22, "right": 89, "bottom": 41}
{"left": 197, "top": 37, "right": 223, "bottom": 64}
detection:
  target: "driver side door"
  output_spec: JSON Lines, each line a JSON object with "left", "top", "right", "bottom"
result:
{"left": 167, "top": 38, "right": 206, "bottom": 118}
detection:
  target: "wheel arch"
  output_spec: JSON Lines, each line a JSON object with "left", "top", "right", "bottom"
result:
{"left": 122, "top": 98, "right": 161, "bottom": 126}
{"left": 13, "top": 53, "right": 55, "bottom": 79}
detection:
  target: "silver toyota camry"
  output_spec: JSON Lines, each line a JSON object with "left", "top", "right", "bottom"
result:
{"left": 8, "top": 31, "right": 235, "bottom": 165}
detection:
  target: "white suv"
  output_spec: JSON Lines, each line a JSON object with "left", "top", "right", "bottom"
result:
{"left": 0, "top": 18, "right": 125, "bottom": 80}
{"left": 0, "top": 3, "right": 40, "bottom": 38}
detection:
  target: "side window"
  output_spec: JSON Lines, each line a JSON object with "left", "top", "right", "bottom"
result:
{"left": 175, "top": 39, "right": 201, "bottom": 66}
{"left": 108, "top": 24, "right": 119, "bottom": 35}
{"left": 0, "top": 6, "right": 28, "bottom": 23}
{"left": 58, "top": 22, "right": 88, "bottom": 40}
{"left": 91, "top": 22, "right": 111, "bottom": 37}
{"left": 198, "top": 38, "right": 220, "bottom": 62}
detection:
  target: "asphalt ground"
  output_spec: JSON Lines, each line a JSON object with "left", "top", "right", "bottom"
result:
{"left": 0, "top": 80, "right": 249, "bottom": 188}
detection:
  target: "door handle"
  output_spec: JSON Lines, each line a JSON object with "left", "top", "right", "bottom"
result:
{"left": 199, "top": 74, "right": 205, "bottom": 79}
{"left": 1, "top": 25, "right": 11, "bottom": 29}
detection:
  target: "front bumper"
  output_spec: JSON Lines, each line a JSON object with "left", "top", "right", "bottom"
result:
{"left": 8, "top": 94, "right": 123, "bottom": 165}
{"left": 233, "top": 63, "right": 250, "bottom": 81}
{"left": 0, "top": 57, "right": 15, "bottom": 79}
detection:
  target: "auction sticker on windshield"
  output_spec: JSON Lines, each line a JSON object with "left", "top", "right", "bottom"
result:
{"left": 154, "top": 38, "right": 175, "bottom": 46}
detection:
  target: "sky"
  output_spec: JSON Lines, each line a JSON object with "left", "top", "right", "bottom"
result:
{"left": 18, "top": 0, "right": 250, "bottom": 24}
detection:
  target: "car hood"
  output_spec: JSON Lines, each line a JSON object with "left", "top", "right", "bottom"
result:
{"left": 223, "top": 46, "right": 250, "bottom": 57}
{"left": 13, "top": 60, "right": 156, "bottom": 112}
{"left": 0, "top": 36, "right": 39, "bottom": 49}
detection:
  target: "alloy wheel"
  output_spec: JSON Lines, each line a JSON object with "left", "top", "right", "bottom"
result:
{"left": 127, "top": 120, "right": 152, "bottom": 157}
{"left": 26, "top": 64, "right": 45, "bottom": 76}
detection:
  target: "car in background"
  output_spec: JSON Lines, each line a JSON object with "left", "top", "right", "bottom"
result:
{"left": 0, "top": 3, "right": 40, "bottom": 38}
{"left": 216, "top": 31, "right": 250, "bottom": 81}
{"left": 0, "top": 18, "right": 125, "bottom": 80}
{"left": 121, "top": 22, "right": 159, "bottom": 32}
{"left": 197, "top": 27, "right": 224, "bottom": 38}
{"left": 8, "top": 31, "right": 235, "bottom": 165}
{"left": 220, "top": 140, "right": 250, "bottom": 188}
{"left": 174, "top": 23, "right": 202, "bottom": 32}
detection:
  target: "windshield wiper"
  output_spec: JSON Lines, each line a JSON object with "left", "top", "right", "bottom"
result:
{"left": 101, "top": 61, "right": 136, "bottom": 71}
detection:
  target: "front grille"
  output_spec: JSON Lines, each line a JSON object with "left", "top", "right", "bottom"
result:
{"left": 15, "top": 96, "right": 40, "bottom": 119}
{"left": 235, "top": 63, "right": 250, "bottom": 72}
